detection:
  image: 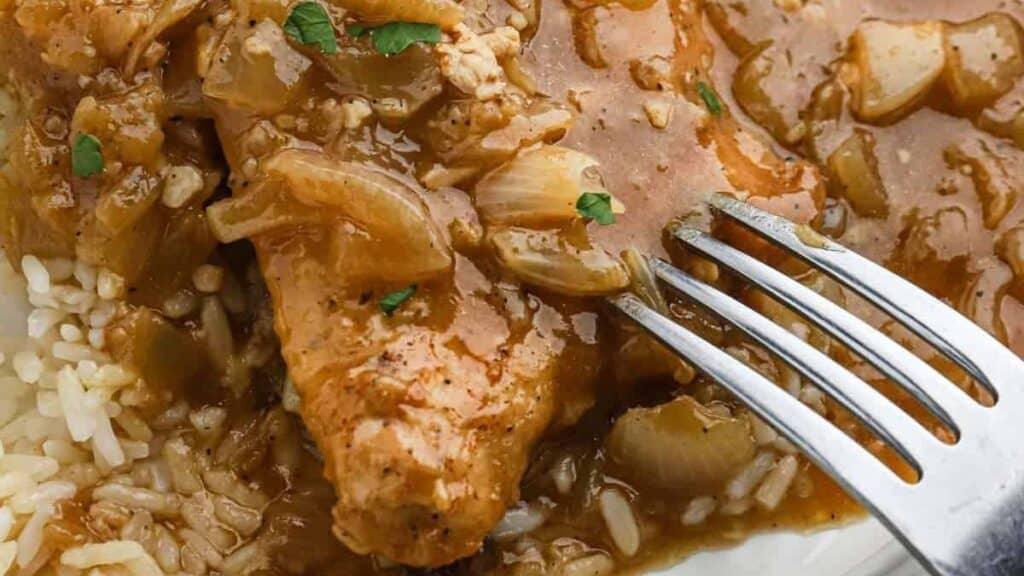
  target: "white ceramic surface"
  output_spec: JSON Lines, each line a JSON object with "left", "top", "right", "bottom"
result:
{"left": 650, "top": 518, "right": 926, "bottom": 576}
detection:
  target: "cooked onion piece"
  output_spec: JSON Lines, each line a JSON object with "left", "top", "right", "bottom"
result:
{"left": 475, "top": 105, "right": 575, "bottom": 162}
{"left": 848, "top": 20, "right": 945, "bottom": 122}
{"left": 614, "top": 249, "right": 695, "bottom": 386}
{"left": 203, "top": 21, "right": 313, "bottom": 115}
{"left": 944, "top": 141, "right": 1017, "bottom": 229}
{"left": 317, "top": 42, "right": 442, "bottom": 122}
{"left": 998, "top": 225, "right": 1024, "bottom": 299}
{"left": 490, "top": 227, "right": 629, "bottom": 296}
{"left": 206, "top": 183, "right": 319, "bottom": 243}
{"left": 621, "top": 248, "right": 666, "bottom": 312}
{"left": 123, "top": 0, "right": 203, "bottom": 74}
{"left": 943, "top": 13, "right": 1024, "bottom": 110}
{"left": 733, "top": 44, "right": 806, "bottom": 145}
{"left": 827, "top": 130, "right": 889, "bottom": 217}
{"left": 475, "top": 146, "right": 624, "bottom": 226}
{"left": 333, "top": 0, "right": 463, "bottom": 29}
{"left": 264, "top": 149, "right": 453, "bottom": 281}
{"left": 606, "top": 395, "right": 756, "bottom": 495}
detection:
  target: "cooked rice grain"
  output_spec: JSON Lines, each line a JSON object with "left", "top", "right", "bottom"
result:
{"left": 755, "top": 455, "right": 800, "bottom": 511}
{"left": 598, "top": 488, "right": 640, "bottom": 557}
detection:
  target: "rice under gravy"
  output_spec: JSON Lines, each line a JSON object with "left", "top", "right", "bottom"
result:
{"left": 0, "top": 248, "right": 809, "bottom": 576}
{"left": 0, "top": 251, "right": 276, "bottom": 575}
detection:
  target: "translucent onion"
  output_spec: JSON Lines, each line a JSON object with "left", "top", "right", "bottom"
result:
{"left": 203, "top": 21, "right": 312, "bottom": 115}
{"left": 606, "top": 395, "right": 756, "bottom": 495}
{"left": 123, "top": 0, "right": 203, "bottom": 74}
{"left": 206, "top": 182, "right": 319, "bottom": 243}
{"left": 264, "top": 149, "right": 453, "bottom": 281}
{"left": 621, "top": 248, "right": 666, "bottom": 312}
{"left": 827, "top": 130, "right": 888, "bottom": 217}
{"left": 614, "top": 248, "right": 694, "bottom": 386}
{"left": 849, "top": 20, "right": 945, "bottom": 121}
{"left": 943, "top": 13, "right": 1024, "bottom": 110}
{"left": 475, "top": 146, "right": 624, "bottom": 226}
{"left": 318, "top": 41, "right": 442, "bottom": 122}
{"left": 490, "top": 227, "right": 629, "bottom": 296}
{"left": 333, "top": 0, "right": 463, "bottom": 29}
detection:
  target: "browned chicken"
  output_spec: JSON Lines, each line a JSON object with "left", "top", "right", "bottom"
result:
{"left": 3, "top": 0, "right": 1024, "bottom": 571}
{"left": 206, "top": 104, "right": 604, "bottom": 566}
{"left": 254, "top": 230, "right": 598, "bottom": 566}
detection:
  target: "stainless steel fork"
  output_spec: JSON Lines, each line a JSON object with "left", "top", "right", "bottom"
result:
{"left": 610, "top": 193, "right": 1024, "bottom": 576}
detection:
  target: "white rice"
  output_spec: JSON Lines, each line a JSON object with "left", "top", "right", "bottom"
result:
{"left": 192, "top": 265, "right": 224, "bottom": 294}
{"left": 561, "top": 553, "right": 616, "bottom": 576}
{"left": 0, "top": 254, "right": 169, "bottom": 573}
{"left": 725, "top": 450, "right": 778, "bottom": 501}
{"left": 598, "top": 488, "right": 640, "bottom": 557}
{"left": 549, "top": 454, "right": 576, "bottom": 495}
{"left": 491, "top": 501, "right": 549, "bottom": 542}
{"left": 681, "top": 496, "right": 717, "bottom": 526}
{"left": 755, "top": 455, "right": 800, "bottom": 511}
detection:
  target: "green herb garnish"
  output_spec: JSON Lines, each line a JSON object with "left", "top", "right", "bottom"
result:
{"left": 346, "top": 23, "right": 369, "bottom": 37}
{"left": 576, "top": 192, "right": 616, "bottom": 225}
{"left": 380, "top": 284, "right": 417, "bottom": 316}
{"left": 697, "top": 81, "right": 722, "bottom": 117}
{"left": 71, "top": 134, "right": 103, "bottom": 178}
{"left": 347, "top": 21, "right": 441, "bottom": 55}
{"left": 283, "top": 1, "right": 338, "bottom": 54}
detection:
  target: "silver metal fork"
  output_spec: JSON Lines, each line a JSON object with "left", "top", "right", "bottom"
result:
{"left": 610, "top": 193, "right": 1024, "bottom": 576}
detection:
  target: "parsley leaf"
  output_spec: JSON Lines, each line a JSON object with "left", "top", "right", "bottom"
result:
{"left": 283, "top": 2, "right": 338, "bottom": 54}
{"left": 576, "top": 192, "right": 616, "bottom": 225}
{"left": 380, "top": 284, "right": 417, "bottom": 316}
{"left": 697, "top": 81, "right": 722, "bottom": 117}
{"left": 72, "top": 134, "right": 103, "bottom": 178}
{"left": 371, "top": 22, "right": 441, "bottom": 55}
{"left": 347, "top": 21, "right": 441, "bottom": 55}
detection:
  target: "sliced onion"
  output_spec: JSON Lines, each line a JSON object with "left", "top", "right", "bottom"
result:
{"left": 317, "top": 41, "right": 442, "bottom": 122}
{"left": 475, "top": 146, "right": 624, "bottom": 226}
{"left": 615, "top": 248, "right": 694, "bottom": 385}
{"left": 621, "top": 248, "right": 666, "bottom": 312}
{"left": 606, "top": 395, "right": 756, "bottom": 495}
{"left": 265, "top": 149, "right": 453, "bottom": 281}
{"left": 334, "top": 0, "right": 463, "bottom": 29}
{"left": 490, "top": 227, "right": 629, "bottom": 296}
{"left": 206, "top": 182, "right": 319, "bottom": 243}
{"left": 203, "top": 21, "right": 312, "bottom": 115}
{"left": 123, "top": 0, "right": 203, "bottom": 74}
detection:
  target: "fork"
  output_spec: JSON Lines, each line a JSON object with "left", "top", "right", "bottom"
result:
{"left": 610, "top": 193, "right": 1024, "bottom": 576}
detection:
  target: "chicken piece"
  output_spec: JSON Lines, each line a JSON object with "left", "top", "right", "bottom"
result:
{"left": 254, "top": 233, "right": 596, "bottom": 566}
{"left": 208, "top": 99, "right": 598, "bottom": 565}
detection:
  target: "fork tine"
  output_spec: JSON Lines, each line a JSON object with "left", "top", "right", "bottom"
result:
{"left": 609, "top": 293, "right": 911, "bottom": 515}
{"left": 673, "top": 227, "right": 979, "bottom": 433}
{"left": 709, "top": 193, "right": 1023, "bottom": 401}
{"left": 649, "top": 257, "right": 940, "bottom": 471}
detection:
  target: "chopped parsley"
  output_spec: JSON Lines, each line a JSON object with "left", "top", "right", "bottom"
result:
{"left": 71, "top": 134, "right": 103, "bottom": 178}
{"left": 380, "top": 284, "right": 417, "bottom": 316}
{"left": 346, "top": 23, "right": 369, "bottom": 37}
{"left": 347, "top": 21, "right": 442, "bottom": 56}
{"left": 576, "top": 192, "right": 616, "bottom": 225}
{"left": 283, "top": 1, "right": 338, "bottom": 54}
{"left": 697, "top": 81, "right": 722, "bottom": 117}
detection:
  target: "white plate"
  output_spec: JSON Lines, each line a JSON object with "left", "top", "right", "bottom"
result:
{"left": 651, "top": 519, "right": 925, "bottom": 576}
